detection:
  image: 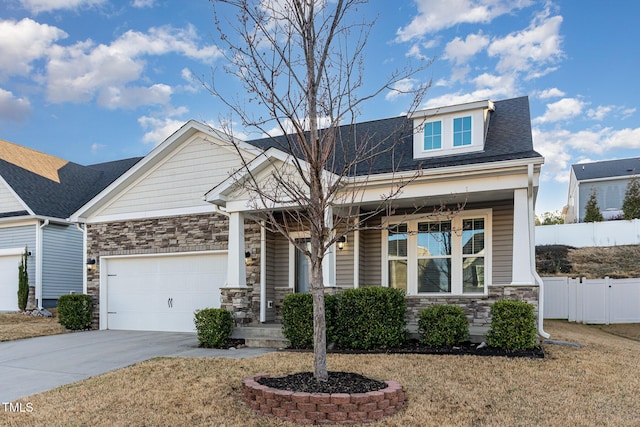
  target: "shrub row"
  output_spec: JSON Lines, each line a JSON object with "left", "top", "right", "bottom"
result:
{"left": 282, "top": 287, "right": 407, "bottom": 350}
{"left": 283, "top": 290, "right": 538, "bottom": 351}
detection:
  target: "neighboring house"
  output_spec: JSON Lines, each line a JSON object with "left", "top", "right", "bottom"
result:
{"left": 0, "top": 139, "right": 140, "bottom": 310}
{"left": 565, "top": 157, "right": 640, "bottom": 223}
{"left": 70, "top": 96, "right": 546, "bottom": 336}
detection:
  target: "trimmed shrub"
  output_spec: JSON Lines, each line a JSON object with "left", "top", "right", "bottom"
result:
{"left": 486, "top": 299, "right": 537, "bottom": 350}
{"left": 418, "top": 305, "right": 469, "bottom": 347}
{"left": 281, "top": 293, "right": 339, "bottom": 349}
{"left": 58, "top": 294, "right": 93, "bottom": 330}
{"left": 333, "top": 287, "right": 407, "bottom": 350}
{"left": 17, "top": 247, "right": 29, "bottom": 311}
{"left": 193, "top": 308, "right": 234, "bottom": 348}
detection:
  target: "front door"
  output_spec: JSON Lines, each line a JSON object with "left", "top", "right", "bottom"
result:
{"left": 295, "top": 239, "right": 311, "bottom": 293}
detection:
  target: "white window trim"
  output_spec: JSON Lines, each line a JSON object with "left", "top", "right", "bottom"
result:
{"left": 381, "top": 209, "right": 492, "bottom": 296}
{"left": 413, "top": 110, "right": 485, "bottom": 159}
{"left": 288, "top": 231, "right": 310, "bottom": 291}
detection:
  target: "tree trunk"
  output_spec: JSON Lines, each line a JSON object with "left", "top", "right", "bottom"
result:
{"left": 310, "top": 259, "right": 328, "bottom": 381}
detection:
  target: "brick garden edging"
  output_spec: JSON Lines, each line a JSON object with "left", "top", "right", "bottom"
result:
{"left": 242, "top": 373, "right": 405, "bottom": 424}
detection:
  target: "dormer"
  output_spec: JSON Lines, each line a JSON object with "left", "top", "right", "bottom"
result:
{"left": 408, "top": 99, "right": 495, "bottom": 159}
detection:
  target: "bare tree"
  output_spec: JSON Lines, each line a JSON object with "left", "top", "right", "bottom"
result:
{"left": 205, "top": 0, "right": 429, "bottom": 381}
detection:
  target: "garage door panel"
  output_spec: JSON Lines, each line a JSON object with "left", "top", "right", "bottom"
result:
{"left": 0, "top": 255, "right": 21, "bottom": 312}
{"left": 105, "top": 253, "right": 226, "bottom": 332}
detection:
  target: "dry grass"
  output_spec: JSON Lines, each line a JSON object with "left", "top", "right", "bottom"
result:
{"left": 0, "top": 310, "right": 67, "bottom": 342}
{"left": 569, "top": 245, "right": 640, "bottom": 279}
{"left": 1, "top": 321, "right": 639, "bottom": 426}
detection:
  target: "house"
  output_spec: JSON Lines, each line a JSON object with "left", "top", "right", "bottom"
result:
{"left": 69, "top": 96, "right": 546, "bottom": 337}
{"left": 565, "top": 157, "right": 640, "bottom": 223}
{"left": 0, "top": 139, "right": 140, "bottom": 310}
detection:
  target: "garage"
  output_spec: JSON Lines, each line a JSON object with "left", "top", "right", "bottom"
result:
{"left": 103, "top": 252, "right": 227, "bottom": 332}
{"left": 0, "top": 250, "right": 22, "bottom": 312}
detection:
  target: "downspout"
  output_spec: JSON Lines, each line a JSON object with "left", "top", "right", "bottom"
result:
{"left": 76, "top": 223, "right": 88, "bottom": 294}
{"left": 35, "top": 219, "right": 50, "bottom": 309}
{"left": 528, "top": 164, "right": 550, "bottom": 339}
{"left": 260, "top": 220, "right": 267, "bottom": 323}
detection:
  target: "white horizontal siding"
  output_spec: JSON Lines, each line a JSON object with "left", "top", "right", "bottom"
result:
{"left": 99, "top": 135, "right": 250, "bottom": 216}
{"left": 0, "top": 181, "right": 24, "bottom": 213}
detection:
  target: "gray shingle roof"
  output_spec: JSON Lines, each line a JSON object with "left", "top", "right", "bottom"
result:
{"left": 0, "top": 150, "right": 141, "bottom": 219}
{"left": 247, "top": 96, "right": 542, "bottom": 175}
{"left": 572, "top": 157, "right": 640, "bottom": 181}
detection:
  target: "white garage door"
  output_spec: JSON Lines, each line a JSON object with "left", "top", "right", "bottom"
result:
{"left": 0, "top": 253, "right": 21, "bottom": 312}
{"left": 105, "top": 253, "right": 227, "bottom": 332}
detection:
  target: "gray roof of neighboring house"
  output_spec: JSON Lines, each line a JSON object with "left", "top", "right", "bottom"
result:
{"left": 572, "top": 157, "right": 640, "bottom": 181}
{"left": 247, "top": 96, "right": 542, "bottom": 175}
{"left": 0, "top": 141, "right": 141, "bottom": 219}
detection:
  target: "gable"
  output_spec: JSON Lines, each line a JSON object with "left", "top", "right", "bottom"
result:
{"left": 91, "top": 132, "right": 255, "bottom": 220}
{"left": 0, "top": 178, "right": 27, "bottom": 215}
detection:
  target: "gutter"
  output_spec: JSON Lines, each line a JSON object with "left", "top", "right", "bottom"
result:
{"left": 528, "top": 164, "right": 550, "bottom": 339}
{"left": 77, "top": 223, "right": 88, "bottom": 294}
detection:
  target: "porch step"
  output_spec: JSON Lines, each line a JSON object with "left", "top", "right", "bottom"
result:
{"left": 232, "top": 324, "right": 290, "bottom": 349}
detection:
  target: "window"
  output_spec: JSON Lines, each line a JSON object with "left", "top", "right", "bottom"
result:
{"left": 453, "top": 116, "right": 472, "bottom": 147}
{"left": 423, "top": 121, "right": 442, "bottom": 150}
{"left": 384, "top": 211, "right": 490, "bottom": 295}
{"left": 388, "top": 224, "right": 408, "bottom": 291}
{"left": 417, "top": 221, "right": 451, "bottom": 293}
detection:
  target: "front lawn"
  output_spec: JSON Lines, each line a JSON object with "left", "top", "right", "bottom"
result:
{"left": 1, "top": 320, "right": 639, "bottom": 426}
{"left": 0, "top": 311, "right": 67, "bottom": 342}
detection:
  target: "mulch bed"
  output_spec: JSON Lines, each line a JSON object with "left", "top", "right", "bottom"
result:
{"left": 284, "top": 340, "right": 545, "bottom": 359}
{"left": 258, "top": 371, "right": 387, "bottom": 394}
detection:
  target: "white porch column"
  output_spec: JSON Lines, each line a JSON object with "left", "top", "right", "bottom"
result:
{"left": 226, "top": 211, "right": 247, "bottom": 288}
{"left": 512, "top": 188, "right": 533, "bottom": 285}
{"left": 322, "top": 206, "right": 336, "bottom": 287}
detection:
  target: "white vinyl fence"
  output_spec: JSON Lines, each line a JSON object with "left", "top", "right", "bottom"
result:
{"left": 536, "top": 219, "right": 640, "bottom": 247}
{"left": 543, "top": 277, "right": 640, "bottom": 324}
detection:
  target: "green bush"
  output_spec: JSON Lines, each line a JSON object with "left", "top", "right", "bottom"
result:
{"left": 193, "top": 308, "right": 234, "bottom": 348}
{"left": 281, "top": 293, "right": 339, "bottom": 349}
{"left": 486, "top": 299, "right": 537, "bottom": 350}
{"left": 57, "top": 294, "right": 93, "bottom": 330}
{"left": 418, "top": 305, "right": 469, "bottom": 347}
{"left": 333, "top": 287, "right": 407, "bottom": 350}
{"left": 17, "top": 247, "right": 29, "bottom": 311}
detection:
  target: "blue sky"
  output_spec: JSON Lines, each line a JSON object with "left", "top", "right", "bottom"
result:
{"left": 1, "top": 0, "right": 639, "bottom": 215}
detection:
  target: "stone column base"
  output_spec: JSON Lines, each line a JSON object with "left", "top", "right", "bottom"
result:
{"left": 220, "top": 287, "right": 254, "bottom": 325}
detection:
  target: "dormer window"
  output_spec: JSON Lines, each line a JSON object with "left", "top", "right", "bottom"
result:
{"left": 410, "top": 100, "right": 494, "bottom": 159}
{"left": 423, "top": 121, "right": 442, "bottom": 150}
{"left": 453, "top": 116, "right": 472, "bottom": 147}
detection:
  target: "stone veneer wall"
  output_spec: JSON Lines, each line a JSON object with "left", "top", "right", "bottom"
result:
{"left": 405, "top": 285, "right": 539, "bottom": 328}
{"left": 86, "top": 213, "right": 262, "bottom": 328}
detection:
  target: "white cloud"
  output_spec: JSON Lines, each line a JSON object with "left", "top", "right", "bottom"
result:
{"left": 622, "top": 108, "right": 636, "bottom": 119}
{"left": 487, "top": 12, "right": 563, "bottom": 78}
{"left": 97, "top": 84, "right": 172, "bottom": 109}
{"left": 18, "top": 0, "right": 105, "bottom": 13}
{"left": 587, "top": 105, "right": 613, "bottom": 121}
{"left": 385, "top": 78, "right": 418, "bottom": 101}
{"left": 0, "top": 18, "right": 67, "bottom": 78}
{"left": 138, "top": 115, "right": 186, "bottom": 145}
{"left": 422, "top": 73, "right": 516, "bottom": 108}
{"left": 91, "top": 142, "right": 106, "bottom": 153}
{"left": 0, "top": 88, "right": 32, "bottom": 121}
{"left": 396, "top": 0, "right": 532, "bottom": 41}
{"left": 533, "top": 97, "right": 585, "bottom": 124}
{"left": 444, "top": 32, "right": 489, "bottom": 65}
{"left": 132, "top": 0, "right": 155, "bottom": 7}
{"left": 532, "top": 127, "right": 572, "bottom": 183}
{"left": 45, "top": 25, "right": 222, "bottom": 108}
{"left": 537, "top": 88, "right": 565, "bottom": 99}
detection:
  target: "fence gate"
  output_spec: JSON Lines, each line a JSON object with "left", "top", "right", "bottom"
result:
{"left": 543, "top": 277, "right": 640, "bottom": 324}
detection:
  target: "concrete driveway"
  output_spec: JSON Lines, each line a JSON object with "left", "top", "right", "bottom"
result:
{"left": 0, "top": 330, "right": 274, "bottom": 402}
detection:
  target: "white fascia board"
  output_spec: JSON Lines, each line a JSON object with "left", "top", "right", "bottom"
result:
{"left": 409, "top": 99, "right": 494, "bottom": 119}
{"left": 70, "top": 120, "right": 253, "bottom": 222}
{"left": 578, "top": 175, "right": 635, "bottom": 184}
{"left": 0, "top": 174, "right": 34, "bottom": 215}
{"left": 0, "top": 215, "right": 70, "bottom": 227}
{"left": 81, "top": 204, "right": 222, "bottom": 225}
{"left": 350, "top": 157, "right": 543, "bottom": 187}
